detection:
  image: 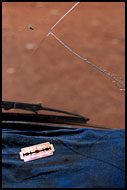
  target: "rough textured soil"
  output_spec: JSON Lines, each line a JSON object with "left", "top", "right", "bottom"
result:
{"left": 2, "top": 2, "right": 125, "bottom": 129}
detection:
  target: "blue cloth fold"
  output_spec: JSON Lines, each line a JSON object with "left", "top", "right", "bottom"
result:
{"left": 2, "top": 123, "right": 125, "bottom": 188}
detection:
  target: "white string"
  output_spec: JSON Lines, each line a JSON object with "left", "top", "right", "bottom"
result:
{"left": 31, "top": 2, "right": 80, "bottom": 55}
{"left": 49, "top": 32, "right": 125, "bottom": 88}
{"left": 47, "top": 2, "right": 80, "bottom": 36}
{"left": 30, "top": 2, "right": 125, "bottom": 89}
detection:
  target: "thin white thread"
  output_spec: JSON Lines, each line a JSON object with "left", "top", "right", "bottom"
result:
{"left": 31, "top": 2, "right": 80, "bottom": 54}
{"left": 47, "top": 2, "right": 80, "bottom": 36}
{"left": 29, "top": 2, "right": 125, "bottom": 88}
{"left": 49, "top": 32, "right": 125, "bottom": 87}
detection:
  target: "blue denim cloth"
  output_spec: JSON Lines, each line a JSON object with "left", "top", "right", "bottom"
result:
{"left": 2, "top": 123, "right": 125, "bottom": 188}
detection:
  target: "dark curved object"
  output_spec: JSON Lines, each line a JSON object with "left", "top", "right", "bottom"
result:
{"left": 2, "top": 101, "right": 111, "bottom": 129}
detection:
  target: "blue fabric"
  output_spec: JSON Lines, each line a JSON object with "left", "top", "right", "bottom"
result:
{"left": 2, "top": 123, "right": 125, "bottom": 188}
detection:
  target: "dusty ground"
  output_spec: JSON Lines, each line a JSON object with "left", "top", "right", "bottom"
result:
{"left": 2, "top": 2, "right": 125, "bottom": 129}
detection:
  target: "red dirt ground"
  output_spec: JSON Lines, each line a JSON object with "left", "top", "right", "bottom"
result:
{"left": 2, "top": 2, "right": 125, "bottom": 129}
